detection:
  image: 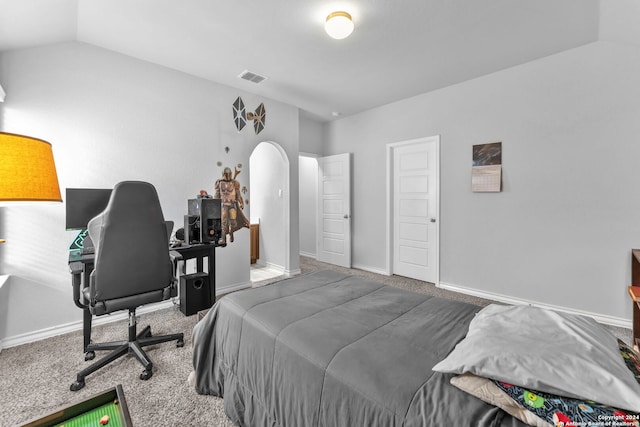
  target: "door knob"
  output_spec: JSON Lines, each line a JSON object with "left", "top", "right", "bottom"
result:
{"left": 430, "top": 218, "right": 436, "bottom": 223}
{"left": 344, "top": 214, "right": 350, "bottom": 219}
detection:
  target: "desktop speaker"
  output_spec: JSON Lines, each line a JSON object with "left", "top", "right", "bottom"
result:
{"left": 187, "top": 198, "right": 201, "bottom": 216}
{"left": 199, "top": 198, "right": 221, "bottom": 244}
{"left": 186, "top": 198, "right": 222, "bottom": 244}
{"left": 179, "top": 272, "right": 212, "bottom": 316}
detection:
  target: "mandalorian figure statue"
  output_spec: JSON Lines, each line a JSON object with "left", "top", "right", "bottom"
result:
{"left": 214, "top": 166, "right": 249, "bottom": 244}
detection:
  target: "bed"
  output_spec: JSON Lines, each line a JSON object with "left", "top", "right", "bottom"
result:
{"left": 192, "top": 270, "right": 640, "bottom": 427}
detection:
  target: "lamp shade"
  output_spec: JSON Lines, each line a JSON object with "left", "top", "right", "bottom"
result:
{"left": 0, "top": 132, "right": 62, "bottom": 202}
{"left": 325, "top": 11, "right": 354, "bottom": 39}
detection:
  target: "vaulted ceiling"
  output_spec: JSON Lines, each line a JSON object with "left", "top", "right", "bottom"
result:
{"left": 0, "top": 0, "right": 600, "bottom": 121}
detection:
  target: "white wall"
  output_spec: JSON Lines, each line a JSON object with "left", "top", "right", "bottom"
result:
{"left": 0, "top": 275, "right": 76, "bottom": 343}
{"left": 250, "top": 142, "right": 287, "bottom": 271}
{"left": 298, "top": 155, "right": 318, "bottom": 258}
{"left": 0, "top": 41, "right": 300, "bottom": 344}
{"left": 298, "top": 114, "right": 323, "bottom": 259}
{"left": 299, "top": 115, "right": 324, "bottom": 154}
{"left": 325, "top": 39, "right": 640, "bottom": 324}
{"left": 599, "top": 0, "right": 640, "bottom": 44}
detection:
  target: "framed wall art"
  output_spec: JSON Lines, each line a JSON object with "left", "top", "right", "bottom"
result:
{"left": 471, "top": 142, "right": 502, "bottom": 192}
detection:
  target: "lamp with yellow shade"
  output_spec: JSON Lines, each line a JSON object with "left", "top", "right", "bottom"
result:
{"left": 0, "top": 132, "right": 62, "bottom": 243}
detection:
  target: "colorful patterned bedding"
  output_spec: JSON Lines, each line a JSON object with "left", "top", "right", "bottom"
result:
{"left": 436, "top": 304, "right": 640, "bottom": 427}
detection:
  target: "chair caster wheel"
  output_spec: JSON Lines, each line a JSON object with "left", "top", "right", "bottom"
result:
{"left": 70, "top": 380, "right": 85, "bottom": 391}
{"left": 140, "top": 369, "right": 153, "bottom": 381}
{"left": 177, "top": 339, "right": 184, "bottom": 348}
{"left": 84, "top": 351, "right": 95, "bottom": 361}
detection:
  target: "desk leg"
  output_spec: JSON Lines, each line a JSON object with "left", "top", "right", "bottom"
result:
{"left": 83, "top": 309, "right": 92, "bottom": 352}
{"left": 208, "top": 247, "right": 216, "bottom": 305}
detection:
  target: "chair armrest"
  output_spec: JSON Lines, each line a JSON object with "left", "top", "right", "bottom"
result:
{"left": 169, "top": 250, "right": 183, "bottom": 278}
{"left": 69, "top": 261, "right": 84, "bottom": 275}
{"left": 69, "top": 261, "right": 89, "bottom": 309}
{"left": 169, "top": 250, "right": 183, "bottom": 263}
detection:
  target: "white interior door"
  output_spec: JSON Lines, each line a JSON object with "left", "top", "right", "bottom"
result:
{"left": 316, "top": 153, "right": 351, "bottom": 268}
{"left": 392, "top": 137, "right": 439, "bottom": 282}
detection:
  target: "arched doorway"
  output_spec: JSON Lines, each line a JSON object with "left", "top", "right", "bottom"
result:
{"left": 249, "top": 141, "right": 290, "bottom": 280}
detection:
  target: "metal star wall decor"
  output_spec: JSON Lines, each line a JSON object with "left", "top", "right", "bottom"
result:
{"left": 232, "top": 97, "right": 247, "bottom": 132}
{"left": 232, "top": 97, "right": 266, "bottom": 135}
{"left": 246, "top": 103, "right": 266, "bottom": 135}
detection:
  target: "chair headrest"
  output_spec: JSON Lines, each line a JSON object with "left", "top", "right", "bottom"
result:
{"left": 103, "top": 181, "right": 165, "bottom": 225}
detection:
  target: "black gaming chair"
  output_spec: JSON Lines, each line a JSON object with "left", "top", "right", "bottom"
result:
{"left": 70, "top": 181, "right": 184, "bottom": 391}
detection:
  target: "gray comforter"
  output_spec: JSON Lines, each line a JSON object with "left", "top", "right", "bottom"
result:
{"left": 192, "top": 270, "right": 527, "bottom": 427}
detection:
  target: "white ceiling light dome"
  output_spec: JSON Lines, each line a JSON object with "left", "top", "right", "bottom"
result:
{"left": 325, "top": 11, "right": 354, "bottom": 39}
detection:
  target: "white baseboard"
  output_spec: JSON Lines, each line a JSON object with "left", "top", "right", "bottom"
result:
{"left": 256, "top": 261, "right": 301, "bottom": 278}
{"left": 264, "top": 261, "right": 285, "bottom": 272}
{"left": 299, "top": 251, "right": 316, "bottom": 259}
{"left": 0, "top": 299, "right": 177, "bottom": 350}
{"left": 352, "top": 263, "right": 390, "bottom": 277}
{"left": 285, "top": 268, "right": 302, "bottom": 277}
{"left": 438, "top": 281, "right": 632, "bottom": 329}
{"left": 217, "top": 281, "right": 252, "bottom": 295}
{"left": 0, "top": 283, "right": 251, "bottom": 351}
{"left": 8, "top": 276, "right": 627, "bottom": 352}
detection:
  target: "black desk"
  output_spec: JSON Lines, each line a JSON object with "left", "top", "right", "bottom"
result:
{"left": 69, "top": 243, "right": 216, "bottom": 354}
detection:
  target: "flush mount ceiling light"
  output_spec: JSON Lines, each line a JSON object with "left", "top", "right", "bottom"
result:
{"left": 325, "top": 11, "right": 354, "bottom": 39}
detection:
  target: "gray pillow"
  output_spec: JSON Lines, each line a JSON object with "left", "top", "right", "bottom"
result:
{"left": 433, "top": 304, "right": 640, "bottom": 412}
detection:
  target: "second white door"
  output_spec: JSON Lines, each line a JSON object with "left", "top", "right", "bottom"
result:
{"left": 317, "top": 153, "right": 351, "bottom": 268}
{"left": 392, "top": 137, "right": 439, "bottom": 283}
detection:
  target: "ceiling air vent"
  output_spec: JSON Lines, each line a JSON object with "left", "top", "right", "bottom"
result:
{"left": 238, "top": 70, "right": 268, "bottom": 84}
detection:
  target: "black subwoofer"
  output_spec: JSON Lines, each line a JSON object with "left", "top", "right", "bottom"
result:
{"left": 179, "top": 272, "right": 212, "bottom": 316}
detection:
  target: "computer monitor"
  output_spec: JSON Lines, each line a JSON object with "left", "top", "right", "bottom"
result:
{"left": 65, "top": 188, "right": 112, "bottom": 230}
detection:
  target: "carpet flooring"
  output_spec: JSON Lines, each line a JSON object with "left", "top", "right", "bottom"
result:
{"left": 0, "top": 257, "right": 632, "bottom": 426}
